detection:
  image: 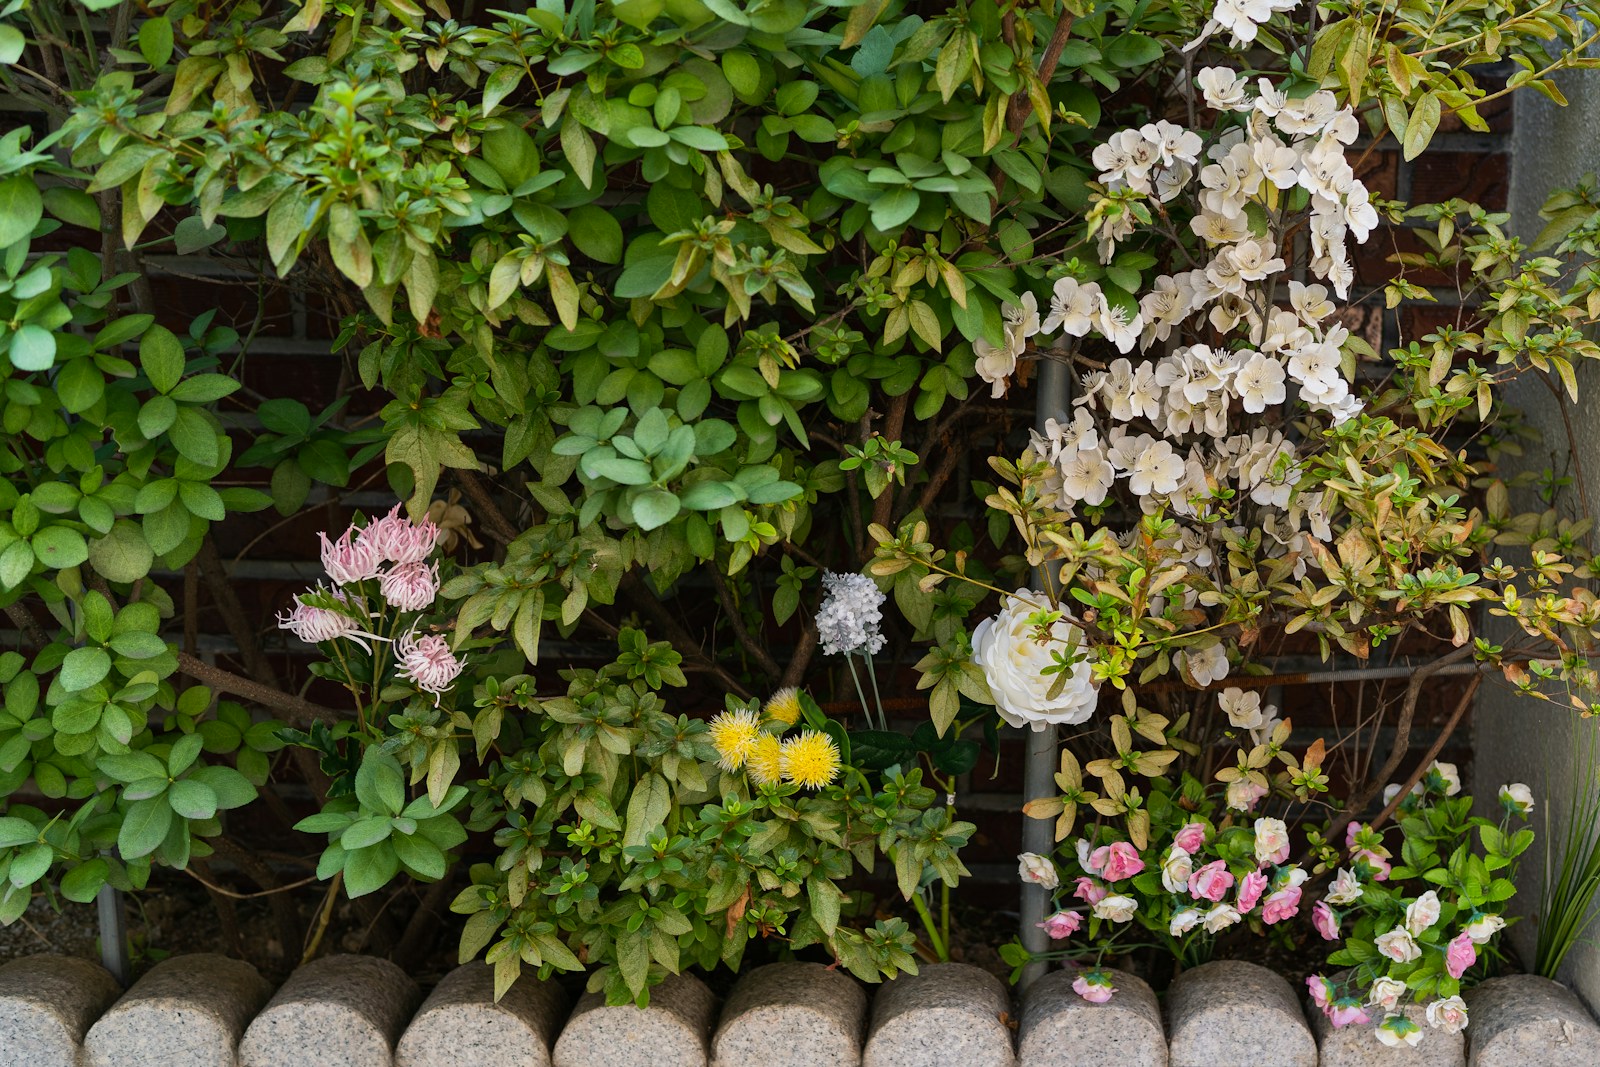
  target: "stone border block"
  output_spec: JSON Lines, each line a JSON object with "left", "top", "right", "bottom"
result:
{"left": 1166, "top": 960, "right": 1315, "bottom": 1067}
{"left": 711, "top": 962, "right": 867, "bottom": 1067}
{"left": 396, "top": 962, "right": 569, "bottom": 1067}
{"left": 1017, "top": 967, "right": 1165, "bottom": 1067}
{"left": 84, "top": 952, "right": 273, "bottom": 1067}
{"left": 552, "top": 972, "right": 715, "bottom": 1067}
{"left": 1465, "top": 974, "right": 1600, "bottom": 1066}
{"left": 0, "top": 953, "right": 123, "bottom": 1066}
{"left": 238, "top": 954, "right": 420, "bottom": 1067}
{"left": 863, "top": 962, "right": 1014, "bottom": 1067}
{"left": 1308, "top": 1000, "right": 1464, "bottom": 1066}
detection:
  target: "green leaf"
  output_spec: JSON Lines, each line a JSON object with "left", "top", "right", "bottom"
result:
{"left": 342, "top": 842, "right": 400, "bottom": 897}
{"left": 0, "top": 817, "right": 37, "bottom": 848}
{"left": 55, "top": 358, "right": 105, "bottom": 413}
{"left": 60, "top": 647, "right": 111, "bottom": 692}
{"left": 1102, "top": 33, "right": 1164, "bottom": 68}
{"left": 89, "top": 521, "right": 155, "bottom": 583}
{"left": 0, "top": 174, "right": 42, "bottom": 248}
{"left": 167, "top": 407, "right": 218, "bottom": 465}
{"left": 9, "top": 324, "right": 56, "bottom": 371}
{"left": 139, "top": 325, "right": 186, "bottom": 394}
{"left": 870, "top": 188, "right": 920, "bottom": 231}
{"left": 168, "top": 779, "right": 218, "bottom": 820}
{"left": 356, "top": 750, "right": 407, "bottom": 815}
{"left": 9, "top": 842, "right": 52, "bottom": 888}
{"left": 0, "top": 25, "right": 23, "bottom": 66}
{"left": 631, "top": 489, "right": 681, "bottom": 531}
{"left": 60, "top": 859, "right": 110, "bottom": 903}
{"left": 138, "top": 16, "right": 175, "bottom": 68}
{"left": 188, "top": 765, "right": 258, "bottom": 809}
{"left": 393, "top": 830, "right": 448, "bottom": 880}
{"left": 31, "top": 525, "right": 89, "bottom": 570}
{"left": 118, "top": 797, "right": 174, "bottom": 860}
{"left": 1404, "top": 93, "right": 1442, "bottom": 161}
{"left": 42, "top": 187, "right": 100, "bottom": 230}
{"left": 567, "top": 204, "right": 624, "bottom": 264}
{"left": 623, "top": 772, "right": 671, "bottom": 848}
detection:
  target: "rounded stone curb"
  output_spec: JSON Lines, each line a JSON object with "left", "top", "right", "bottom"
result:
{"left": 0, "top": 953, "right": 122, "bottom": 1066}
{"left": 552, "top": 971, "right": 716, "bottom": 1067}
{"left": 710, "top": 959, "right": 870, "bottom": 1067}
{"left": 1307, "top": 999, "right": 1464, "bottom": 1066}
{"left": 1166, "top": 959, "right": 1315, "bottom": 1067}
{"left": 862, "top": 962, "right": 1014, "bottom": 1067}
{"left": 1017, "top": 967, "right": 1165, "bottom": 1067}
{"left": 396, "top": 962, "right": 569, "bottom": 1067}
{"left": 710, "top": 962, "right": 867, "bottom": 1067}
{"left": 238, "top": 954, "right": 420, "bottom": 1067}
{"left": 84, "top": 953, "right": 273, "bottom": 1067}
{"left": 1464, "top": 974, "right": 1600, "bottom": 1066}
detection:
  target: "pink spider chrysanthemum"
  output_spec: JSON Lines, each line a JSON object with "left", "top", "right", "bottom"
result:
{"left": 378, "top": 560, "right": 440, "bottom": 613}
{"left": 318, "top": 527, "right": 382, "bottom": 585}
{"left": 276, "top": 589, "right": 386, "bottom": 652}
{"left": 394, "top": 627, "right": 464, "bottom": 705}
{"left": 359, "top": 504, "right": 441, "bottom": 566}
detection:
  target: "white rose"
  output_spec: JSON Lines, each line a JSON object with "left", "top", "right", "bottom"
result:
{"left": 1376, "top": 1015, "right": 1424, "bottom": 1048}
{"left": 1170, "top": 907, "right": 1204, "bottom": 936}
{"left": 1162, "top": 846, "right": 1194, "bottom": 893}
{"left": 1430, "top": 760, "right": 1462, "bottom": 796}
{"left": 1405, "top": 890, "right": 1442, "bottom": 935}
{"left": 1203, "top": 903, "right": 1242, "bottom": 933}
{"left": 1018, "top": 852, "right": 1059, "bottom": 890}
{"left": 1376, "top": 926, "right": 1421, "bottom": 963}
{"left": 1426, "top": 996, "right": 1468, "bottom": 1032}
{"left": 1499, "top": 783, "right": 1535, "bottom": 814}
{"left": 1367, "top": 976, "right": 1406, "bottom": 1011}
{"left": 1093, "top": 894, "right": 1138, "bottom": 923}
{"left": 1464, "top": 913, "right": 1506, "bottom": 943}
{"left": 1326, "top": 867, "right": 1364, "bottom": 905}
{"left": 973, "top": 591, "right": 1100, "bottom": 730}
{"left": 1253, "top": 816, "right": 1290, "bottom": 865}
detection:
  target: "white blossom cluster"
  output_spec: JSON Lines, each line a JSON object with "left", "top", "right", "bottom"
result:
{"left": 815, "top": 570, "right": 888, "bottom": 657}
{"left": 1189, "top": 0, "right": 1300, "bottom": 49}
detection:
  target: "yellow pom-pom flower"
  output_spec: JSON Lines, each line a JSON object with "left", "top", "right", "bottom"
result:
{"left": 746, "top": 734, "right": 786, "bottom": 785}
{"left": 763, "top": 687, "right": 804, "bottom": 728}
{"left": 708, "top": 708, "right": 761, "bottom": 771}
{"left": 781, "top": 730, "right": 841, "bottom": 790}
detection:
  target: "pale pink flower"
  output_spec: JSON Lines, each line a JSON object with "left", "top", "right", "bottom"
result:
{"left": 1188, "top": 860, "right": 1234, "bottom": 902}
{"left": 1464, "top": 913, "right": 1506, "bottom": 943}
{"left": 1091, "top": 841, "right": 1144, "bottom": 882}
{"left": 1161, "top": 846, "right": 1194, "bottom": 893}
{"left": 1236, "top": 869, "right": 1268, "bottom": 912}
{"left": 276, "top": 589, "right": 385, "bottom": 651}
{"left": 1367, "top": 977, "right": 1405, "bottom": 1011}
{"left": 1173, "top": 822, "right": 1207, "bottom": 853}
{"left": 1170, "top": 907, "right": 1204, "bottom": 936}
{"left": 1375, "top": 926, "right": 1420, "bottom": 963}
{"left": 1354, "top": 849, "right": 1392, "bottom": 881}
{"left": 1445, "top": 932, "right": 1476, "bottom": 979}
{"left": 1253, "top": 816, "right": 1291, "bottom": 865}
{"left": 1073, "top": 970, "right": 1116, "bottom": 1003}
{"left": 1018, "top": 853, "right": 1059, "bottom": 889}
{"left": 394, "top": 627, "right": 464, "bottom": 705}
{"left": 319, "top": 528, "right": 382, "bottom": 584}
{"left": 1092, "top": 894, "right": 1137, "bottom": 923}
{"left": 1225, "top": 778, "right": 1269, "bottom": 811}
{"left": 1073, "top": 876, "right": 1108, "bottom": 905}
{"left": 379, "top": 560, "right": 441, "bottom": 612}
{"left": 1038, "top": 910, "right": 1083, "bottom": 939}
{"left": 1307, "top": 974, "right": 1334, "bottom": 1012}
{"left": 1405, "top": 890, "right": 1442, "bottom": 935}
{"left": 1261, "top": 886, "right": 1301, "bottom": 924}
{"left": 1427, "top": 995, "right": 1468, "bottom": 1032}
{"left": 1312, "top": 900, "right": 1339, "bottom": 941}
{"left": 360, "top": 504, "right": 441, "bottom": 565}
{"left": 1328, "top": 998, "right": 1370, "bottom": 1028}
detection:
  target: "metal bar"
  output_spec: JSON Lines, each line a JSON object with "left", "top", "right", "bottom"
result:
{"left": 96, "top": 883, "right": 130, "bottom": 986}
{"left": 1018, "top": 355, "right": 1073, "bottom": 991}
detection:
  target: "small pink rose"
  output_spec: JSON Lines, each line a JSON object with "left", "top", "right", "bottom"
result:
{"left": 1312, "top": 900, "right": 1339, "bottom": 941}
{"left": 1037, "top": 910, "right": 1083, "bottom": 940}
{"left": 1344, "top": 821, "right": 1365, "bottom": 849}
{"left": 1445, "top": 932, "right": 1477, "bottom": 979}
{"left": 1307, "top": 974, "right": 1334, "bottom": 1012}
{"left": 1097, "top": 841, "right": 1145, "bottom": 882}
{"left": 1354, "top": 849, "right": 1391, "bottom": 881}
{"left": 1236, "top": 869, "right": 1268, "bottom": 912}
{"left": 1188, "top": 860, "right": 1235, "bottom": 902}
{"left": 1073, "top": 971, "right": 1116, "bottom": 1004}
{"left": 1173, "top": 822, "right": 1208, "bottom": 853}
{"left": 1261, "top": 886, "right": 1301, "bottom": 925}
{"left": 1328, "top": 998, "right": 1370, "bottom": 1028}
{"left": 1073, "top": 876, "right": 1108, "bottom": 905}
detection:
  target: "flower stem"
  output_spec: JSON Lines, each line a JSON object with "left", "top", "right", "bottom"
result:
{"left": 910, "top": 887, "right": 949, "bottom": 961}
{"left": 844, "top": 654, "right": 877, "bottom": 731}
{"left": 864, "top": 651, "right": 887, "bottom": 731}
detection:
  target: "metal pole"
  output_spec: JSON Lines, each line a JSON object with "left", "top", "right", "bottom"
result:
{"left": 96, "top": 883, "right": 130, "bottom": 985}
{"left": 1019, "top": 355, "right": 1073, "bottom": 991}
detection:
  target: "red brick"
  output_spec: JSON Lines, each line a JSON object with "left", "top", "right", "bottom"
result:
{"left": 1410, "top": 152, "right": 1509, "bottom": 209}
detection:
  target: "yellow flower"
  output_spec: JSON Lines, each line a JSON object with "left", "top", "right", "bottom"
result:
{"left": 746, "top": 734, "right": 786, "bottom": 785}
{"left": 708, "top": 708, "right": 761, "bottom": 771}
{"left": 781, "top": 730, "right": 841, "bottom": 790}
{"left": 763, "top": 687, "right": 804, "bottom": 728}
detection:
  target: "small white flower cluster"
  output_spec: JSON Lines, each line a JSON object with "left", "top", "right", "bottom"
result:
{"left": 815, "top": 570, "right": 887, "bottom": 657}
{"left": 1189, "top": 0, "right": 1300, "bottom": 50}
